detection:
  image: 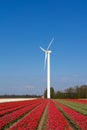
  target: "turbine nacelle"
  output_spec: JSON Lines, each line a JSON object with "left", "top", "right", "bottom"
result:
{"left": 46, "top": 50, "right": 52, "bottom": 53}
{"left": 40, "top": 47, "right": 52, "bottom": 53}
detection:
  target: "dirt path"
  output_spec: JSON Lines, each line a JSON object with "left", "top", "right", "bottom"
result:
{"left": 37, "top": 104, "right": 48, "bottom": 130}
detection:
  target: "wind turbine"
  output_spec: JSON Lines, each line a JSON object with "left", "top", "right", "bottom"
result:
{"left": 40, "top": 38, "right": 54, "bottom": 99}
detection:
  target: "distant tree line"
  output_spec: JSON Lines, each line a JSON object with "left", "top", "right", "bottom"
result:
{"left": 44, "top": 85, "right": 87, "bottom": 99}
{"left": 0, "top": 85, "right": 87, "bottom": 99}
{"left": 0, "top": 94, "right": 41, "bottom": 98}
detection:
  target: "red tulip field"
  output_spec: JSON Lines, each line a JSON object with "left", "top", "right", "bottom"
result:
{"left": 0, "top": 99, "right": 87, "bottom": 130}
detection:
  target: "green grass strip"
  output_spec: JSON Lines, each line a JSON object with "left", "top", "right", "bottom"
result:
{"left": 57, "top": 99, "right": 87, "bottom": 116}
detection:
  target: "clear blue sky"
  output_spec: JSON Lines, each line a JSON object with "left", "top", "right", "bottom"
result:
{"left": 0, "top": 0, "right": 87, "bottom": 95}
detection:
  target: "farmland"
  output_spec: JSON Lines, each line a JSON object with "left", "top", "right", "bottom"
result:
{"left": 0, "top": 99, "right": 87, "bottom": 130}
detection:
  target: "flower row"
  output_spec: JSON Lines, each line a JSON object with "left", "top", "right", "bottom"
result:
{"left": 64, "top": 99, "right": 87, "bottom": 104}
{"left": 46, "top": 100, "right": 71, "bottom": 130}
{"left": 58, "top": 99, "right": 87, "bottom": 115}
{"left": 10, "top": 100, "right": 48, "bottom": 130}
{"left": 0, "top": 99, "right": 43, "bottom": 129}
{"left": 56, "top": 100, "right": 87, "bottom": 130}
{"left": 0, "top": 100, "right": 37, "bottom": 116}
{"left": 0, "top": 99, "right": 36, "bottom": 111}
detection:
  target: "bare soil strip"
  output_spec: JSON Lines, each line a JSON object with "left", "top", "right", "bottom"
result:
{"left": 37, "top": 104, "right": 48, "bottom": 130}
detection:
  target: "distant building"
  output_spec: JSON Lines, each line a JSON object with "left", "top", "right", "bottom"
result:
{"left": 41, "top": 95, "right": 44, "bottom": 99}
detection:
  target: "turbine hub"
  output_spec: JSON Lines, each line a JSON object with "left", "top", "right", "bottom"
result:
{"left": 46, "top": 50, "right": 52, "bottom": 53}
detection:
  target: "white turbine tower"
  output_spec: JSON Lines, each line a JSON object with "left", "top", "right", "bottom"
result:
{"left": 40, "top": 38, "right": 54, "bottom": 99}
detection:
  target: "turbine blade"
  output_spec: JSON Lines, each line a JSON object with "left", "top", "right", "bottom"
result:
{"left": 44, "top": 52, "right": 47, "bottom": 70}
{"left": 40, "top": 46, "right": 46, "bottom": 52}
{"left": 47, "top": 37, "right": 54, "bottom": 50}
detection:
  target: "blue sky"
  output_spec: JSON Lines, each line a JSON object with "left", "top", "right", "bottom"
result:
{"left": 0, "top": 0, "right": 87, "bottom": 95}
